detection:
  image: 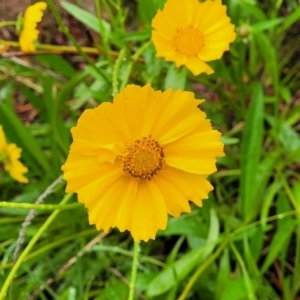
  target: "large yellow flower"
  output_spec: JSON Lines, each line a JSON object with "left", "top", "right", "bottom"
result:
{"left": 152, "top": 0, "right": 236, "bottom": 76}
{"left": 0, "top": 126, "right": 28, "bottom": 183}
{"left": 62, "top": 85, "right": 224, "bottom": 241}
{"left": 19, "top": 2, "right": 47, "bottom": 53}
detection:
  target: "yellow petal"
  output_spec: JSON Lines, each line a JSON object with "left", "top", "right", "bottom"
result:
{"left": 151, "top": 10, "right": 176, "bottom": 40}
{"left": 4, "top": 144, "right": 28, "bottom": 183}
{"left": 151, "top": 31, "right": 175, "bottom": 56}
{"left": 88, "top": 176, "right": 133, "bottom": 231}
{"left": 153, "top": 175, "right": 191, "bottom": 217}
{"left": 62, "top": 153, "right": 123, "bottom": 194}
{"left": 159, "top": 166, "right": 213, "bottom": 206}
{"left": 114, "top": 84, "right": 158, "bottom": 139}
{"left": 0, "top": 126, "right": 8, "bottom": 149}
{"left": 164, "top": 129, "right": 224, "bottom": 175}
{"left": 185, "top": 57, "right": 214, "bottom": 76}
{"left": 149, "top": 89, "right": 205, "bottom": 143}
{"left": 129, "top": 182, "right": 168, "bottom": 241}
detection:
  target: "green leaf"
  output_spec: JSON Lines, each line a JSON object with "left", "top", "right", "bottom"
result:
{"left": 137, "top": 0, "right": 165, "bottom": 24}
{"left": 251, "top": 18, "right": 283, "bottom": 32}
{"left": 239, "top": 1, "right": 267, "bottom": 21}
{"left": 261, "top": 217, "right": 295, "bottom": 274}
{"left": 37, "top": 55, "right": 76, "bottom": 78}
{"left": 146, "top": 247, "right": 204, "bottom": 297}
{"left": 278, "top": 6, "right": 300, "bottom": 32}
{"left": 215, "top": 249, "right": 230, "bottom": 300}
{"left": 260, "top": 180, "right": 282, "bottom": 228}
{"left": 146, "top": 209, "right": 219, "bottom": 297}
{"left": 164, "top": 64, "right": 188, "bottom": 91}
{"left": 158, "top": 213, "right": 207, "bottom": 237}
{"left": 279, "top": 123, "right": 300, "bottom": 156}
{"left": 221, "top": 278, "right": 256, "bottom": 300}
{"left": 240, "top": 83, "right": 264, "bottom": 219}
{"left": 61, "top": 2, "right": 111, "bottom": 35}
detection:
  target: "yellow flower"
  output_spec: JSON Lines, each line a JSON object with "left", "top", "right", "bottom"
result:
{"left": 62, "top": 85, "right": 224, "bottom": 241}
{"left": 19, "top": 2, "right": 47, "bottom": 53}
{"left": 0, "top": 126, "right": 28, "bottom": 183}
{"left": 152, "top": 0, "right": 236, "bottom": 76}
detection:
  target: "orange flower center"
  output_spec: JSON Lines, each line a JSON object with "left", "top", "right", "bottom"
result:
{"left": 173, "top": 26, "right": 204, "bottom": 56}
{"left": 122, "top": 136, "right": 165, "bottom": 182}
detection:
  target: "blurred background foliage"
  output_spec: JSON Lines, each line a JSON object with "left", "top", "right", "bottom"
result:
{"left": 0, "top": 0, "right": 300, "bottom": 299}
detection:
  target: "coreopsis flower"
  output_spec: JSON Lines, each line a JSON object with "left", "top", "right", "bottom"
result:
{"left": 0, "top": 126, "right": 28, "bottom": 183}
{"left": 62, "top": 85, "right": 224, "bottom": 241}
{"left": 152, "top": 0, "right": 236, "bottom": 76}
{"left": 19, "top": 2, "right": 47, "bottom": 53}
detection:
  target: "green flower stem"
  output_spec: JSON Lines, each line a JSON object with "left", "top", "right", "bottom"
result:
{"left": 0, "top": 201, "right": 81, "bottom": 210}
{"left": 45, "top": 0, "right": 110, "bottom": 84}
{"left": 120, "top": 40, "right": 152, "bottom": 91}
{"left": 0, "top": 21, "right": 16, "bottom": 28}
{"left": 231, "top": 241, "right": 257, "bottom": 300}
{"left": 112, "top": 47, "right": 127, "bottom": 96}
{"left": 0, "top": 192, "right": 73, "bottom": 300}
{"left": 94, "top": 0, "right": 110, "bottom": 59}
{"left": 127, "top": 241, "right": 140, "bottom": 300}
{"left": 281, "top": 175, "right": 299, "bottom": 210}
{"left": 0, "top": 39, "right": 124, "bottom": 58}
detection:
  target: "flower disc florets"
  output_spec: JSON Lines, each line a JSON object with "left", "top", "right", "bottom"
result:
{"left": 122, "top": 136, "right": 165, "bottom": 182}
{"left": 173, "top": 26, "right": 204, "bottom": 57}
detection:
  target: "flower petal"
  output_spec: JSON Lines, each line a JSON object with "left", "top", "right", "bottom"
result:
{"left": 4, "top": 144, "right": 28, "bottom": 183}
{"left": 114, "top": 84, "right": 159, "bottom": 139}
{"left": 185, "top": 57, "right": 214, "bottom": 76}
{"left": 149, "top": 89, "right": 205, "bottom": 143}
{"left": 62, "top": 153, "right": 123, "bottom": 194}
{"left": 129, "top": 182, "right": 168, "bottom": 241}
{"left": 165, "top": 130, "right": 224, "bottom": 175}
{"left": 153, "top": 175, "right": 191, "bottom": 217}
{"left": 159, "top": 166, "right": 213, "bottom": 206}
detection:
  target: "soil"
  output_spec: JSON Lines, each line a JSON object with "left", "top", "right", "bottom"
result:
{"left": 0, "top": 0, "right": 94, "bottom": 20}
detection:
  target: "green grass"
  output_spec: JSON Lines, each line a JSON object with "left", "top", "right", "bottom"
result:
{"left": 1, "top": 0, "right": 300, "bottom": 299}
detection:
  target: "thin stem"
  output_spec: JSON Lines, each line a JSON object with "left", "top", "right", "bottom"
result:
{"left": 281, "top": 174, "right": 299, "bottom": 210}
{"left": 0, "top": 201, "right": 81, "bottom": 210}
{"left": 0, "top": 40, "right": 144, "bottom": 62}
{"left": 127, "top": 241, "right": 140, "bottom": 300}
{"left": 112, "top": 47, "right": 127, "bottom": 96}
{"left": 0, "top": 21, "right": 17, "bottom": 28}
{"left": 45, "top": 0, "right": 110, "bottom": 84}
{"left": 231, "top": 241, "right": 257, "bottom": 300}
{"left": 0, "top": 193, "right": 73, "bottom": 300}
{"left": 94, "top": 0, "right": 110, "bottom": 59}
{"left": 120, "top": 40, "right": 152, "bottom": 91}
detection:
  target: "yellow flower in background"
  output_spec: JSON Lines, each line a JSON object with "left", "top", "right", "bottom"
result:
{"left": 19, "top": 2, "right": 47, "bottom": 53}
{"left": 152, "top": 0, "right": 236, "bottom": 76}
{"left": 0, "top": 126, "right": 28, "bottom": 183}
{"left": 62, "top": 84, "right": 224, "bottom": 241}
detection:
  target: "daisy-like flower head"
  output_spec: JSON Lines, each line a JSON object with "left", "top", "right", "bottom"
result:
{"left": 0, "top": 126, "right": 28, "bottom": 183}
{"left": 152, "top": 0, "right": 236, "bottom": 76}
{"left": 19, "top": 2, "right": 47, "bottom": 53}
{"left": 62, "top": 85, "right": 224, "bottom": 241}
